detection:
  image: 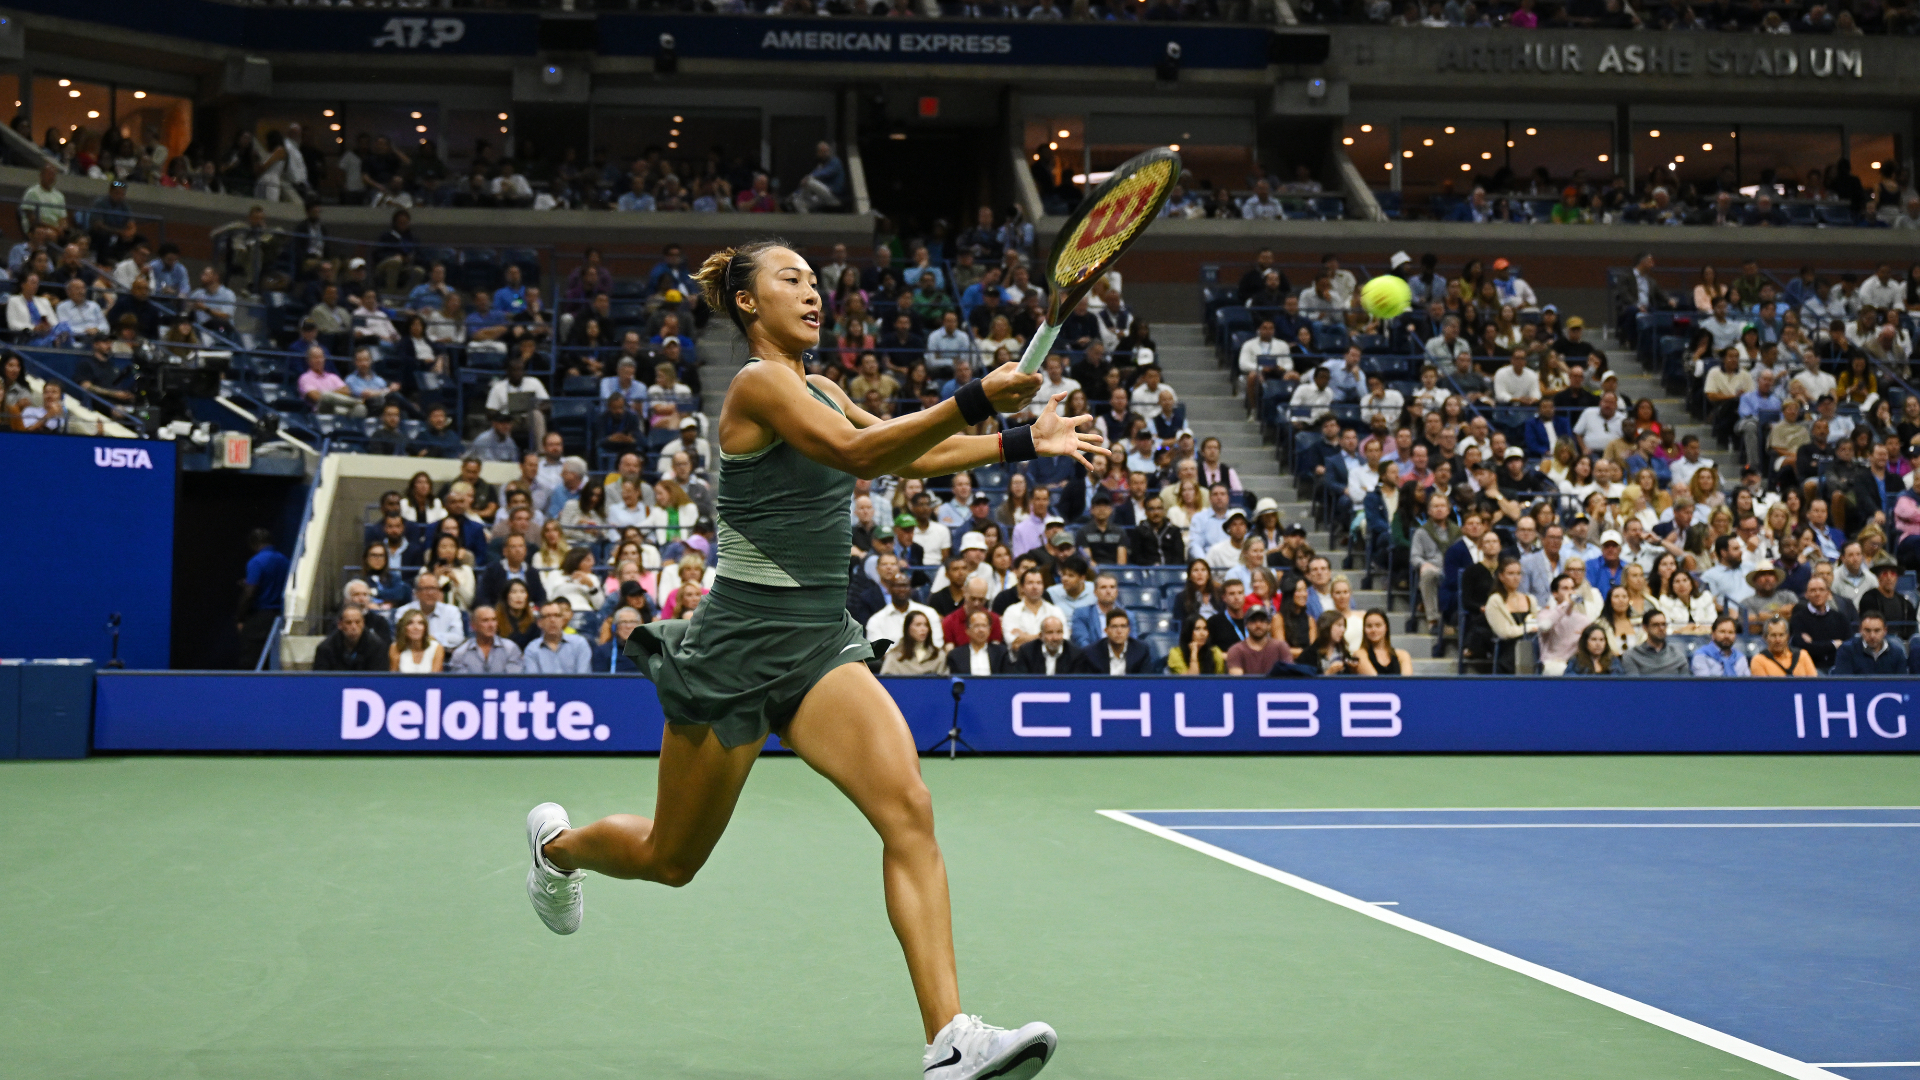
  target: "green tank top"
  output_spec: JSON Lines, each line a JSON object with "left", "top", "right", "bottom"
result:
{"left": 714, "top": 366, "right": 856, "bottom": 595}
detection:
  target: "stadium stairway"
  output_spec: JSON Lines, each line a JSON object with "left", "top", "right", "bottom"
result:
{"left": 1157, "top": 322, "right": 1454, "bottom": 673}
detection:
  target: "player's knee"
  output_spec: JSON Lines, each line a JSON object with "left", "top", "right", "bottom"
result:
{"left": 879, "top": 779, "right": 937, "bottom": 842}
{"left": 652, "top": 858, "right": 702, "bottom": 888}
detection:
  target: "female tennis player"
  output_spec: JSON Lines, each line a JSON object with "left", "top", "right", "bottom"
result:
{"left": 525, "top": 238, "right": 1102, "bottom": 1080}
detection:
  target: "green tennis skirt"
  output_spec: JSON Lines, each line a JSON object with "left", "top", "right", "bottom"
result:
{"left": 624, "top": 577, "right": 879, "bottom": 748}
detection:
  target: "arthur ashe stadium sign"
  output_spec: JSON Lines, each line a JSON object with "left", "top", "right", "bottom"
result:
{"left": 1434, "top": 39, "right": 1865, "bottom": 78}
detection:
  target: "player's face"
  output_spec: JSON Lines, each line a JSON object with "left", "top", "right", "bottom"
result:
{"left": 749, "top": 247, "right": 821, "bottom": 351}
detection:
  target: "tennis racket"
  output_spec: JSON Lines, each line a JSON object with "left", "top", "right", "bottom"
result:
{"left": 1015, "top": 146, "right": 1182, "bottom": 374}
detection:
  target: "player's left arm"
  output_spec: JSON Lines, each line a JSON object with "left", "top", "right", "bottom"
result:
{"left": 808, "top": 377, "right": 1102, "bottom": 479}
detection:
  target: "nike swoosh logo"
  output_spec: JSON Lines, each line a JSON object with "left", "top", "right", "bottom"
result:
{"left": 926, "top": 1047, "right": 962, "bottom": 1072}
{"left": 840, "top": 642, "right": 872, "bottom": 655}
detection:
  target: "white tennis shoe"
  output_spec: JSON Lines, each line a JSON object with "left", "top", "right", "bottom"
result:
{"left": 525, "top": 802, "right": 583, "bottom": 935}
{"left": 922, "top": 1014, "right": 1056, "bottom": 1080}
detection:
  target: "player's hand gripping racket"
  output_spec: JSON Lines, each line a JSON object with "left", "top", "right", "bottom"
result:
{"left": 1015, "top": 146, "right": 1181, "bottom": 374}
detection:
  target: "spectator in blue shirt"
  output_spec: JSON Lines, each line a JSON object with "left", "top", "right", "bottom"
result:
{"left": 236, "top": 528, "right": 289, "bottom": 667}
{"left": 406, "top": 262, "right": 455, "bottom": 312}
{"left": 522, "top": 600, "right": 593, "bottom": 674}
{"left": 465, "top": 289, "right": 508, "bottom": 343}
{"left": 413, "top": 404, "right": 462, "bottom": 458}
{"left": 1688, "top": 617, "right": 1751, "bottom": 676}
{"left": 1325, "top": 346, "right": 1365, "bottom": 402}
{"left": 1735, "top": 368, "right": 1787, "bottom": 476}
{"left": 790, "top": 140, "right": 847, "bottom": 213}
{"left": 1622, "top": 430, "right": 1672, "bottom": 488}
{"left": 594, "top": 607, "right": 646, "bottom": 673}
{"left": 492, "top": 265, "right": 528, "bottom": 317}
{"left": 646, "top": 244, "right": 696, "bottom": 298}
{"left": 617, "top": 176, "right": 656, "bottom": 213}
{"left": 147, "top": 241, "right": 190, "bottom": 297}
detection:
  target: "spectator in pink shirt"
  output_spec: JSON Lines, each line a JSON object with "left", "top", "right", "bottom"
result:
{"left": 297, "top": 344, "right": 363, "bottom": 416}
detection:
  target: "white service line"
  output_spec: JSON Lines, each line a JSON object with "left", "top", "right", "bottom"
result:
{"left": 1807, "top": 1065, "right": 1920, "bottom": 1069}
{"left": 1167, "top": 822, "right": 1920, "bottom": 830}
{"left": 1098, "top": 809, "right": 1851, "bottom": 1080}
{"left": 1116, "top": 805, "right": 1920, "bottom": 813}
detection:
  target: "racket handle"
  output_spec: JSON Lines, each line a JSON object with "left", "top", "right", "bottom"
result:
{"left": 1015, "top": 322, "right": 1062, "bottom": 375}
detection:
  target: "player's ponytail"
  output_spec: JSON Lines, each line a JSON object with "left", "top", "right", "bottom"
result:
{"left": 693, "top": 237, "right": 790, "bottom": 333}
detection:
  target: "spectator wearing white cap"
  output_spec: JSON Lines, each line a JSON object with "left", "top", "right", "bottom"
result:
{"left": 1586, "top": 530, "right": 1629, "bottom": 595}
{"left": 1205, "top": 507, "right": 1250, "bottom": 570}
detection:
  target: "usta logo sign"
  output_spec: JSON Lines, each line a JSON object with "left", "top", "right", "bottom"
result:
{"left": 371, "top": 18, "right": 466, "bottom": 50}
{"left": 95, "top": 446, "right": 153, "bottom": 469}
{"left": 341, "top": 687, "right": 609, "bottom": 742}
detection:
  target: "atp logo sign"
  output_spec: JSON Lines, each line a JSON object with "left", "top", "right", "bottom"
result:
{"left": 95, "top": 446, "right": 153, "bottom": 469}
{"left": 371, "top": 17, "right": 466, "bottom": 50}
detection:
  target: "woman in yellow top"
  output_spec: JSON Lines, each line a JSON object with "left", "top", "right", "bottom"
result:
{"left": 1750, "top": 616, "right": 1819, "bottom": 676}
{"left": 1836, "top": 353, "right": 1879, "bottom": 407}
{"left": 1164, "top": 616, "right": 1228, "bottom": 674}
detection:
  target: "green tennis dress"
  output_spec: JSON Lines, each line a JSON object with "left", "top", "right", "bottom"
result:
{"left": 624, "top": 370, "right": 876, "bottom": 747}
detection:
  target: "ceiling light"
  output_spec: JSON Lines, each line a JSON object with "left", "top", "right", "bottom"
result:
{"left": 86, "top": 110, "right": 99, "bottom": 119}
{"left": 497, "top": 112, "right": 509, "bottom": 120}
{"left": 132, "top": 91, "right": 146, "bottom": 99}
{"left": 668, "top": 141, "right": 678, "bottom": 149}
{"left": 1343, "top": 137, "right": 1354, "bottom": 145}
{"left": 57, "top": 79, "right": 70, "bottom": 87}
{"left": 1360, "top": 124, "right": 1372, "bottom": 132}
{"left": 410, "top": 111, "right": 421, "bottom": 119}
{"left": 415, "top": 125, "right": 427, "bottom": 133}
{"left": 1383, "top": 162, "right": 1392, "bottom": 170}
{"left": 1058, "top": 129, "right": 1070, "bottom": 138}
{"left": 1701, "top": 142, "right": 1712, "bottom": 151}
{"left": 1460, "top": 163, "right": 1471, "bottom": 171}
{"left": 1403, "top": 150, "right": 1414, "bottom": 158}
{"left": 330, "top": 123, "right": 341, "bottom": 131}
{"left": 1422, "top": 138, "right": 1433, "bottom": 146}
{"left": 1674, "top": 155, "right": 1685, "bottom": 163}
{"left": 1048, "top": 141, "right": 1058, "bottom": 150}
{"left": 889, "top": 132, "right": 906, "bottom": 140}
{"left": 1729, "top": 130, "right": 1737, "bottom": 137}
{"left": 1667, "top": 162, "right": 1676, "bottom": 171}
{"left": 673, "top": 115, "right": 683, "bottom": 122}
{"left": 1032, "top": 154, "right": 1040, "bottom": 161}
{"left": 1649, "top": 129, "right": 1661, "bottom": 137}
{"left": 1506, "top": 140, "right": 1515, "bottom": 147}
{"left": 1870, "top": 160, "right": 1883, "bottom": 170}
{"left": 1480, "top": 151, "right": 1491, "bottom": 159}
{"left": 499, "top": 126, "right": 509, "bottom": 134}
{"left": 669, "top": 129, "right": 680, "bottom": 136}
{"left": 68, "top": 90, "right": 80, "bottom": 98}
{"left": 1444, "top": 126, "right": 1455, "bottom": 134}
{"left": 1598, "top": 154, "right": 1609, "bottom": 162}
{"left": 1525, "top": 127, "right": 1537, "bottom": 135}
{"left": 1168, "top": 143, "right": 1180, "bottom": 152}
{"left": 323, "top": 109, "right": 334, "bottom": 117}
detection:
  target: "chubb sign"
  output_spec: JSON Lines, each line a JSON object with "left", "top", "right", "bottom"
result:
{"left": 340, "top": 686, "right": 611, "bottom": 743}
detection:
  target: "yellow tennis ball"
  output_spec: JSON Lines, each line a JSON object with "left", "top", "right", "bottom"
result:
{"left": 1360, "top": 275, "right": 1412, "bottom": 319}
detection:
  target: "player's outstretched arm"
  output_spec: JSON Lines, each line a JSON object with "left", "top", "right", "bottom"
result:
{"left": 729, "top": 360, "right": 1041, "bottom": 480}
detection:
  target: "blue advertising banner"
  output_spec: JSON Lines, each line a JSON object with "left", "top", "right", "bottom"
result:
{"left": 93, "top": 672, "right": 1917, "bottom": 754}
{"left": 598, "top": 14, "right": 1274, "bottom": 69}
{"left": 0, "top": 438, "right": 174, "bottom": 669}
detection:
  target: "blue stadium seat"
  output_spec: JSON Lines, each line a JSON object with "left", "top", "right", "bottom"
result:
{"left": 1145, "top": 567, "right": 1188, "bottom": 588}
{"left": 1105, "top": 567, "right": 1146, "bottom": 585}
{"left": 1817, "top": 205, "right": 1855, "bottom": 227}
{"left": 1133, "top": 611, "right": 1175, "bottom": 635}
{"left": 973, "top": 463, "right": 1008, "bottom": 491}
{"left": 1120, "top": 586, "right": 1163, "bottom": 610}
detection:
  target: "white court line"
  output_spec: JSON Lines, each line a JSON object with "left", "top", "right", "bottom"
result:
{"left": 1099, "top": 809, "right": 1850, "bottom": 1080}
{"left": 1119, "top": 806, "right": 1920, "bottom": 813}
{"left": 1807, "top": 1064, "right": 1920, "bottom": 1069}
{"left": 1168, "top": 823, "right": 1920, "bottom": 830}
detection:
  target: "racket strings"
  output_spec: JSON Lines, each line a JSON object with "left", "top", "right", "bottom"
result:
{"left": 1050, "top": 157, "right": 1178, "bottom": 290}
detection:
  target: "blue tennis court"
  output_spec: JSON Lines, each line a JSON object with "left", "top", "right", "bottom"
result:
{"left": 1107, "top": 807, "right": 1920, "bottom": 1080}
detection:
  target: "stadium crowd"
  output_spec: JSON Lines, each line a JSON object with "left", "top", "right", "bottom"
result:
{"left": 1206, "top": 244, "right": 1920, "bottom": 675}
{"left": 24, "top": 108, "right": 852, "bottom": 217}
